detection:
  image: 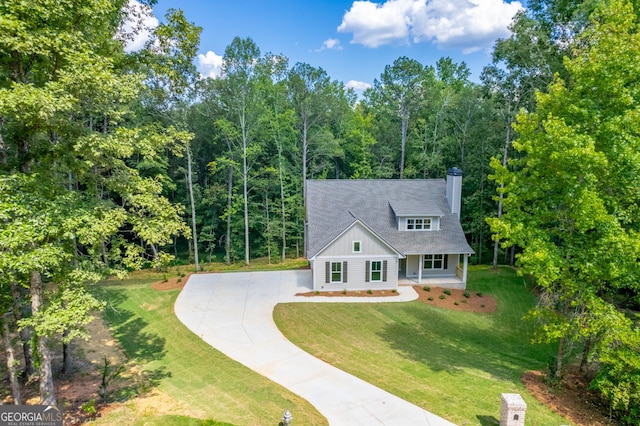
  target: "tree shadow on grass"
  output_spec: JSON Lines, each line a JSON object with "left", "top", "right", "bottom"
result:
{"left": 477, "top": 415, "right": 500, "bottom": 425}
{"left": 377, "top": 302, "right": 550, "bottom": 382}
{"left": 96, "top": 288, "right": 167, "bottom": 364}
{"left": 92, "top": 286, "right": 172, "bottom": 402}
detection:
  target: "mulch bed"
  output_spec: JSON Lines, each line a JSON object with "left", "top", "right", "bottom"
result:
{"left": 151, "top": 274, "right": 193, "bottom": 290}
{"left": 297, "top": 285, "right": 497, "bottom": 314}
{"left": 295, "top": 289, "right": 401, "bottom": 298}
{"left": 410, "top": 285, "right": 497, "bottom": 313}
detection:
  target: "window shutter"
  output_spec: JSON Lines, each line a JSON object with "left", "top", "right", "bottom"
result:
{"left": 325, "top": 262, "right": 330, "bottom": 283}
{"left": 365, "top": 261, "right": 370, "bottom": 283}
{"left": 382, "top": 260, "right": 388, "bottom": 282}
{"left": 444, "top": 255, "right": 448, "bottom": 269}
{"left": 343, "top": 261, "right": 348, "bottom": 283}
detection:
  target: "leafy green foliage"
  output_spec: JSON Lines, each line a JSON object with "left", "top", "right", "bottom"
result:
{"left": 488, "top": 0, "right": 640, "bottom": 421}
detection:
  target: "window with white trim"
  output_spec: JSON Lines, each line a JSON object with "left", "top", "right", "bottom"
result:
{"left": 406, "top": 217, "right": 432, "bottom": 231}
{"left": 331, "top": 262, "right": 342, "bottom": 282}
{"left": 424, "top": 254, "right": 445, "bottom": 270}
{"left": 370, "top": 261, "right": 382, "bottom": 281}
{"left": 352, "top": 241, "right": 361, "bottom": 253}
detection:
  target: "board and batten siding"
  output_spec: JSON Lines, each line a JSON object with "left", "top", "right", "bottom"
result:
{"left": 312, "top": 222, "right": 399, "bottom": 291}
{"left": 314, "top": 257, "right": 398, "bottom": 291}
{"left": 319, "top": 222, "right": 394, "bottom": 257}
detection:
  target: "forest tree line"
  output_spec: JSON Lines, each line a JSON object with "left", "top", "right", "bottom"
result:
{"left": 1, "top": 0, "right": 640, "bottom": 422}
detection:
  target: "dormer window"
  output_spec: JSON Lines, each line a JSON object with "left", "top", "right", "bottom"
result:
{"left": 406, "top": 218, "right": 432, "bottom": 231}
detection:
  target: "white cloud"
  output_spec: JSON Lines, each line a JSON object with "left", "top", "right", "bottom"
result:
{"left": 345, "top": 80, "right": 372, "bottom": 91}
{"left": 198, "top": 51, "right": 224, "bottom": 79}
{"left": 338, "top": 0, "right": 523, "bottom": 52}
{"left": 120, "top": 0, "right": 159, "bottom": 53}
{"left": 323, "top": 38, "right": 343, "bottom": 50}
{"left": 315, "top": 38, "right": 343, "bottom": 52}
{"left": 337, "top": 0, "right": 414, "bottom": 47}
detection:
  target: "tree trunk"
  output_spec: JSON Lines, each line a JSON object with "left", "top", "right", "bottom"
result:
{"left": 186, "top": 147, "right": 200, "bottom": 271}
{"left": 149, "top": 243, "right": 161, "bottom": 272}
{"left": 61, "top": 329, "right": 72, "bottom": 375}
{"left": 11, "top": 282, "right": 34, "bottom": 377}
{"left": 580, "top": 337, "right": 592, "bottom": 374}
{"left": 30, "top": 271, "right": 57, "bottom": 405}
{"left": 400, "top": 114, "right": 408, "bottom": 179}
{"left": 278, "top": 152, "right": 287, "bottom": 262}
{"left": 272, "top": 108, "right": 288, "bottom": 263}
{"left": 493, "top": 101, "right": 512, "bottom": 269}
{"left": 477, "top": 166, "right": 486, "bottom": 264}
{"left": 101, "top": 241, "right": 109, "bottom": 268}
{"left": 225, "top": 165, "right": 233, "bottom": 265}
{"left": 242, "top": 142, "right": 250, "bottom": 267}
{"left": 2, "top": 317, "right": 21, "bottom": 404}
{"left": 265, "top": 191, "right": 271, "bottom": 264}
{"left": 555, "top": 337, "right": 565, "bottom": 379}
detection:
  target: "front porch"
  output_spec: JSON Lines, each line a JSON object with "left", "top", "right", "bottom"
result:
{"left": 398, "top": 253, "right": 470, "bottom": 290}
{"left": 398, "top": 274, "right": 466, "bottom": 290}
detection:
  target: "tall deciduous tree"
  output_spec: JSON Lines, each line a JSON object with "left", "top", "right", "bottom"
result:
{"left": 141, "top": 8, "right": 202, "bottom": 271}
{"left": 287, "top": 62, "right": 343, "bottom": 255}
{"left": 0, "top": 0, "right": 189, "bottom": 403}
{"left": 368, "top": 57, "right": 425, "bottom": 179}
{"left": 217, "top": 37, "right": 266, "bottom": 266}
{"left": 488, "top": 2, "right": 640, "bottom": 419}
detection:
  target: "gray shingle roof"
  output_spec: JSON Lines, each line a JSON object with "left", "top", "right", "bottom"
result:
{"left": 306, "top": 179, "right": 474, "bottom": 258}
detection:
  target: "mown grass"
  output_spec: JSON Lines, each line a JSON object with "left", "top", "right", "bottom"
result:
{"left": 91, "top": 257, "right": 326, "bottom": 426}
{"left": 274, "top": 266, "right": 572, "bottom": 426}
{"left": 129, "top": 257, "right": 309, "bottom": 280}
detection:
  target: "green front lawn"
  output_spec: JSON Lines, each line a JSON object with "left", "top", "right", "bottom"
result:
{"left": 94, "top": 263, "right": 571, "bottom": 425}
{"left": 92, "top": 273, "right": 326, "bottom": 425}
{"left": 274, "top": 266, "right": 571, "bottom": 425}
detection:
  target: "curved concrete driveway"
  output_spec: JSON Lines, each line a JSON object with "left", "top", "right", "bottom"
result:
{"left": 175, "top": 270, "right": 455, "bottom": 426}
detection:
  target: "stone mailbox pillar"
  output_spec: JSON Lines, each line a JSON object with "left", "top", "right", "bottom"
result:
{"left": 500, "top": 393, "right": 527, "bottom": 426}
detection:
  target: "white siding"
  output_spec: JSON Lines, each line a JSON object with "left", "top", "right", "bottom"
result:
{"left": 404, "top": 254, "right": 458, "bottom": 278}
{"left": 313, "top": 257, "right": 398, "bottom": 291}
{"left": 311, "top": 222, "right": 399, "bottom": 291}
{"left": 406, "top": 255, "right": 420, "bottom": 277}
{"left": 320, "top": 223, "right": 394, "bottom": 257}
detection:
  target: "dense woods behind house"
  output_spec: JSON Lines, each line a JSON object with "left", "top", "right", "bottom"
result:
{"left": 1, "top": 0, "right": 640, "bottom": 423}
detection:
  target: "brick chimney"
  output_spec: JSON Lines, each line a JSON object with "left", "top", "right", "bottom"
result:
{"left": 446, "top": 167, "right": 463, "bottom": 217}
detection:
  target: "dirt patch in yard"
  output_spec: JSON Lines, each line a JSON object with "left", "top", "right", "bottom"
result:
{"left": 522, "top": 366, "right": 613, "bottom": 425}
{"left": 0, "top": 312, "right": 166, "bottom": 425}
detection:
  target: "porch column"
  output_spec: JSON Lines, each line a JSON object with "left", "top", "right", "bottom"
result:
{"left": 462, "top": 254, "right": 469, "bottom": 285}
{"left": 418, "top": 254, "right": 423, "bottom": 284}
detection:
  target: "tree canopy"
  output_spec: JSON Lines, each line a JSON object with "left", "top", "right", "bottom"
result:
{"left": 488, "top": 0, "right": 640, "bottom": 420}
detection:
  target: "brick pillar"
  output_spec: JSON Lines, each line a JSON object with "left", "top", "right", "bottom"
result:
{"left": 500, "top": 393, "right": 527, "bottom": 426}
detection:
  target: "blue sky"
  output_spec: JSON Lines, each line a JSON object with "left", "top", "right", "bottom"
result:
{"left": 132, "top": 0, "right": 524, "bottom": 91}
